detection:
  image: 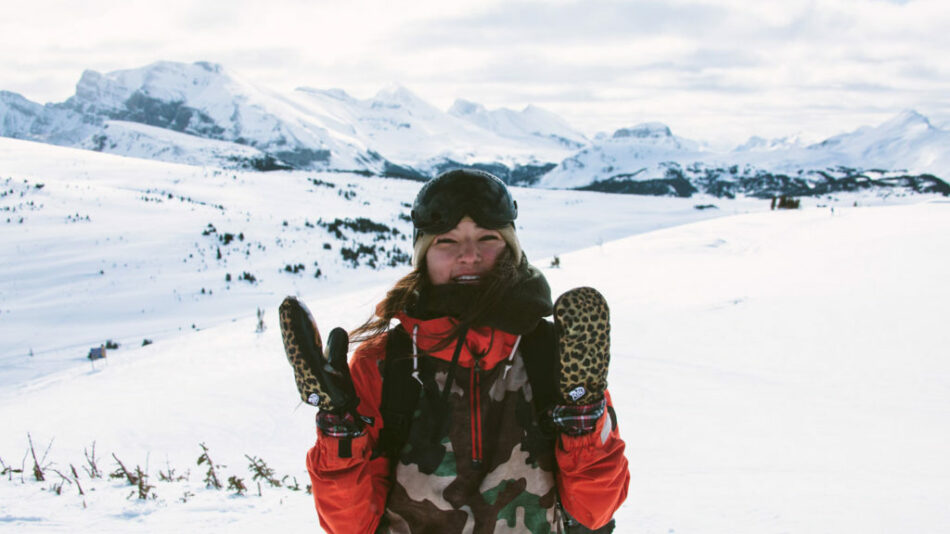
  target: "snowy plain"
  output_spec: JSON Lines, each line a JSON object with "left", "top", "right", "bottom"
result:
{"left": 1, "top": 137, "right": 949, "bottom": 533}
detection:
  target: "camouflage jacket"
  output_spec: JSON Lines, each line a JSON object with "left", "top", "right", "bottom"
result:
{"left": 306, "top": 311, "right": 628, "bottom": 534}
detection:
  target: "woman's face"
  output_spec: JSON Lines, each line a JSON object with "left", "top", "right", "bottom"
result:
{"left": 425, "top": 218, "right": 507, "bottom": 285}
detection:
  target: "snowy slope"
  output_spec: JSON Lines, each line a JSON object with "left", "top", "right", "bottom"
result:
{"left": 1, "top": 190, "right": 948, "bottom": 532}
{"left": 80, "top": 120, "right": 280, "bottom": 169}
{"left": 1, "top": 136, "right": 768, "bottom": 386}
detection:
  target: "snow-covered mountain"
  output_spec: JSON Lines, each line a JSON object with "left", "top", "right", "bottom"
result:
{"left": 17, "top": 61, "right": 382, "bottom": 171}
{"left": 540, "top": 122, "right": 705, "bottom": 189}
{"left": 83, "top": 120, "right": 286, "bottom": 170}
{"left": 540, "top": 115, "right": 950, "bottom": 198}
{"left": 289, "top": 84, "right": 582, "bottom": 179}
{"left": 734, "top": 134, "right": 806, "bottom": 152}
{"left": 2, "top": 61, "right": 950, "bottom": 199}
{"left": 801, "top": 110, "right": 950, "bottom": 173}
{"left": 0, "top": 89, "right": 97, "bottom": 145}
{"left": 0, "top": 61, "right": 586, "bottom": 179}
{"left": 448, "top": 99, "right": 588, "bottom": 150}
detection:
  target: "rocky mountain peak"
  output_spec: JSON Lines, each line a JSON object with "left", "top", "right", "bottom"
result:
{"left": 612, "top": 122, "right": 673, "bottom": 139}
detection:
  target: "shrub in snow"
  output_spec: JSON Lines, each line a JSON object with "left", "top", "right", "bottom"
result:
{"left": 83, "top": 442, "right": 101, "bottom": 479}
{"left": 776, "top": 196, "right": 801, "bottom": 209}
{"left": 318, "top": 217, "right": 400, "bottom": 240}
{"left": 245, "top": 454, "right": 281, "bottom": 489}
{"left": 310, "top": 177, "right": 335, "bottom": 188}
{"left": 228, "top": 475, "right": 248, "bottom": 496}
{"left": 284, "top": 263, "right": 305, "bottom": 274}
{"left": 158, "top": 463, "right": 187, "bottom": 482}
{"left": 27, "top": 433, "right": 51, "bottom": 482}
{"left": 256, "top": 308, "right": 266, "bottom": 333}
{"left": 197, "top": 443, "right": 223, "bottom": 490}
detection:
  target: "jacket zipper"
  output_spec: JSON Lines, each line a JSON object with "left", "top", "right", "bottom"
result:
{"left": 470, "top": 360, "right": 483, "bottom": 469}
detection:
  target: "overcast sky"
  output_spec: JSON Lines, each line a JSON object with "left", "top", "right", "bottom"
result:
{"left": 2, "top": 0, "right": 948, "bottom": 148}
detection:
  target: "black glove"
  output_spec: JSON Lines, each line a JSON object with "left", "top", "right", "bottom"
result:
{"left": 278, "top": 296, "right": 359, "bottom": 415}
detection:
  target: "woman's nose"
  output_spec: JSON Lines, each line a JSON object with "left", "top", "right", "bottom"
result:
{"left": 458, "top": 240, "right": 479, "bottom": 262}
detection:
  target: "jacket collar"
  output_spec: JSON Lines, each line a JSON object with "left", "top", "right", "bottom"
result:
{"left": 395, "top": 311, "right": 520, "bottom": 369}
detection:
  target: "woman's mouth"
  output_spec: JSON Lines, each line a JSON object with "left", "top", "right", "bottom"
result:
{"left": 453, "top": 275, "right": 481, "bottom": 284}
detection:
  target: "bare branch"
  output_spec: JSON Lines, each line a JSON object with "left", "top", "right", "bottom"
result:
{"left": 83, "top": 442, "right": 101, "bottom": 478}
{"left": 27, "top": 433, "right": 51, "bottom": 482}
{"left": 50, "top": 467, "right": 84, "bottom": 496}
{"left": 111, "top": 453, "right": 137, "bottom": 485}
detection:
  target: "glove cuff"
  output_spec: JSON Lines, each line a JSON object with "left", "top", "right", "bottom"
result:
{"left": 549, "top": 397, "right": 606, "bottom": 436}
{"left": 316, "top": 411, "right": 368, "bottom": 438}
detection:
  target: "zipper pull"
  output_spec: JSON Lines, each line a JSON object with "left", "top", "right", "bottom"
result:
{"left": 503, "top": 335, "right": 521, "bottom": 380}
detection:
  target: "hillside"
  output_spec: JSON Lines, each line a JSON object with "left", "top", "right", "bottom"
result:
{"left": 1, "top": 190, "right": 948, "bottom": 532}
{"left": 2, "top": 99, "right": 950, "bottom": 531}
{"left": 0, "top": 136, "right": 769, "bottom": 385}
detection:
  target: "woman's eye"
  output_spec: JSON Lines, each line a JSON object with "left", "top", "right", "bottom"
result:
{"left": 435, "top": 238, "right": 457, "bottom": 245}
{"left": 478, "top": 235, "right": 500, "bottom": 242}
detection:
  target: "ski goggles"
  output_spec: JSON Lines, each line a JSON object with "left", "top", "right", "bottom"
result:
{"left": 410, "top": 169, "right": 518, "bottom": 237}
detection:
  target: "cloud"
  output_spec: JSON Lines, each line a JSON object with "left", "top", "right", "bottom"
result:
{"left": 401, "top": 0, "right": 733, "bottom": 46}
{"left": 2, "top": 0, "right": 949, "bottom": 146}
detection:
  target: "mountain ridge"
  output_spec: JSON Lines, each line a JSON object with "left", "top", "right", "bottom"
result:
{"left": 2, "top": 60, "right": 948, "bottom": 198}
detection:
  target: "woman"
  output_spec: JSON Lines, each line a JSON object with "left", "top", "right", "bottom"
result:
{"left": 281, "top": 169, "right": 628, "bottom": 533}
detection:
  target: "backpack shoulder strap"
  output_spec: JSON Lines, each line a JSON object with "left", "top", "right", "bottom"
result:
{"left": 519, "top": 318, "right": 557, "bottom": 415}
{"left": 375, "top": 325, "right": 421, "bottom": 460}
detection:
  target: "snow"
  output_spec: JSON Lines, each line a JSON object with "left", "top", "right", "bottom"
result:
{"left": 540, "top": 123, "right": 703, "bottom": 189}
{"left": 0, "top": 136, "right": 760, "bottom": 383}
{"left": 540, "top": 112, "right": 950, "bottom": 191}
{"left": 2, "top": 137, "right": 950, "bottom": 532}
{"left": 5, "top": 60, "right": 950, "bottom": 194}
{"left": 81, "top": 120, "right": 272, "bottom": 168}
{"left": 448, "top": 99, "right": 588, "bottom": 150}
{"left": 2, "top": 60, "right": 590, "bottom": 173}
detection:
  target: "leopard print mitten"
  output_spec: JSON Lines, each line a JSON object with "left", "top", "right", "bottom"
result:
{"left": 278, "top": 296, "right": 358, "bottom": 414}
{"left": 553, "top": 287, "right": 611, "bottom": 405}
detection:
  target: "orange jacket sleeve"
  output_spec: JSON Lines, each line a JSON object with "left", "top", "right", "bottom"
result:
{"left": 555, "top": 390, "right": 630, "bottom": 530}
{"left": 306, "top": 336, "right": 391, "bottom": 534}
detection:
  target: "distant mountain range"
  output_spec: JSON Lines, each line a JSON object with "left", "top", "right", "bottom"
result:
{"left": 2, "top": 61, "right": 948, "bottom": 198}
